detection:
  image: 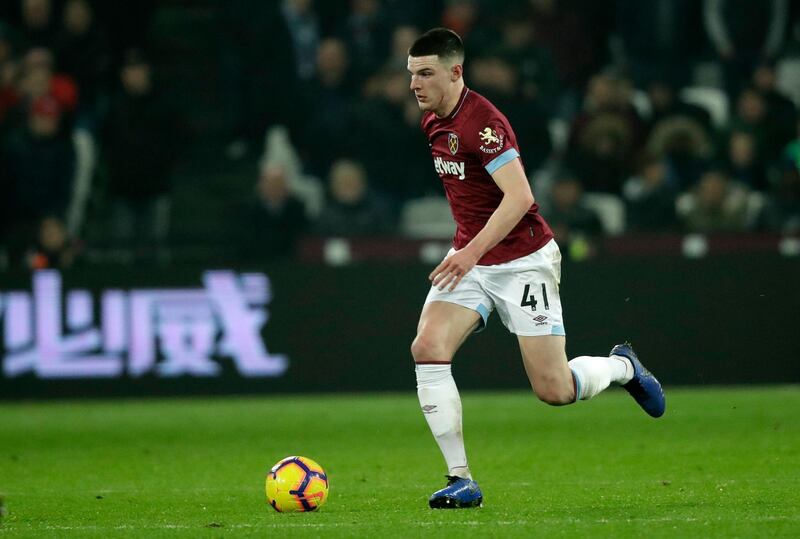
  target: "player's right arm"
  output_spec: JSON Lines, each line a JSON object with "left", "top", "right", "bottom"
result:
{"left": 430, "top": 157, "right": 532, "bottom": 291}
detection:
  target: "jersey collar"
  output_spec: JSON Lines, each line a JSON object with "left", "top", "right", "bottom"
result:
{"left": 446, "top": 86, "right": 470, "bottom": 120}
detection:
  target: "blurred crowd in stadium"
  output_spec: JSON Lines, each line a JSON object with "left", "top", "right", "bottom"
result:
{"left": 1, "top": 0, "right": 800, "bottom": 269}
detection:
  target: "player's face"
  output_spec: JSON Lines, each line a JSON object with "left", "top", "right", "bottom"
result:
{"left": 408, "top": 55, "right": 458, "bottom": 116}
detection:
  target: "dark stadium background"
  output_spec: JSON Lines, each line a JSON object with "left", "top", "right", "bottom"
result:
{"left": 1, "top": 0, "right": 799, "bottom": 397}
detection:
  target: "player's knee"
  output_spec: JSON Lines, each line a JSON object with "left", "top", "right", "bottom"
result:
{"left": 411, "top": 334, "right": 449, "bottom": 364}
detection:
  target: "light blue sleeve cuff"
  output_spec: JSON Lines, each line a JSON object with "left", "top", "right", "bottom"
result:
{"left": 485, "top": 148, "right": 520, "bottom": 175}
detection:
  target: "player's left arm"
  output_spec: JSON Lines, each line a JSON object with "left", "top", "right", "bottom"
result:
{"left": 430, "top": 157, "right": 533, "bottom": 291}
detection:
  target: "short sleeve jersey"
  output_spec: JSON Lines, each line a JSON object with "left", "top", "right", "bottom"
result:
{"left": 421, "top": 86, "right": 553, "bottom": 265}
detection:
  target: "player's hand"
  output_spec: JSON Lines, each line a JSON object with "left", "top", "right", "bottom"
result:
{"left": 429, "top": 248, "right": 480, "bottom": 291}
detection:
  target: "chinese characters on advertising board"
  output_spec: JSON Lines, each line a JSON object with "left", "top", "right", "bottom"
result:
{"left": 0, "top": 271, "right": 288, "bottom": 379}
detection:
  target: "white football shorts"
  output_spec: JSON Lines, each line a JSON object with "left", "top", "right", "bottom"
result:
{"left": 424, "top": 239, "right": 566, "bottom": 337}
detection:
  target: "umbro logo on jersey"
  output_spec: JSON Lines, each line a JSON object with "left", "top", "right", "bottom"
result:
{"left": 433, "top": 156, "right": 465, "bottom": 180}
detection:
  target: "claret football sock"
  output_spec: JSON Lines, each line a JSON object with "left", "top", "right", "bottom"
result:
{"left": 415, "top": 363, "right": 472, "bottom": 479}
{"left": 568, "top": 355, "right": 633, "bottom": 400}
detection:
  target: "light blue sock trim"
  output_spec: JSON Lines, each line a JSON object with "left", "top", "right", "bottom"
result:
{"left": 570, "top": 368, "right": 583, "bottom": 401}
{"left": 485, "top": 148, "right": 520, "bottom": 174}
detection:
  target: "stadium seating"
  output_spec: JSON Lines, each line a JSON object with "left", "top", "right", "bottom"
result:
{"left": 583, "top": 192, "right": 627, "bottom": 236}
{"left": 776, "top": 57, "right": 800, "bottom": 107}
{"left": 400, "top": 196, "right": 456, "bottom": 239}
{"left": 679, "top": 86, "right": 729, "bottom": 129}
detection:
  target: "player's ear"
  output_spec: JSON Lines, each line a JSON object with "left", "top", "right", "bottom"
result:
{"left": 451, "top": 64, "right": 463, "bottom": 82}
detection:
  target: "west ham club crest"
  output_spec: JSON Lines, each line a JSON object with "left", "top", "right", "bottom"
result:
{"left": 448, "top": 132, "right": 459, "bottom": 155}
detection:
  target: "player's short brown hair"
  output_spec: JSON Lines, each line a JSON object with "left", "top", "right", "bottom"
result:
{"left": 408, "top": 27, "right": 464, "bottom": 64}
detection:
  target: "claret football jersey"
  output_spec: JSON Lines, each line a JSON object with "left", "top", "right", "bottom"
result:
{"left": 421, "top": 86, "right": 553, "bottom": 265}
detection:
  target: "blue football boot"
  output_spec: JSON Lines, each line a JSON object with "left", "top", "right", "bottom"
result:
{"left": 611, "top": 343, "right": 666, "bottom": 418}
{"left": 428, "top": 476, "right": 483, "bottom": 509}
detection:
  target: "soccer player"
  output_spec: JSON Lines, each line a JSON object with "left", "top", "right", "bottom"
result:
{"left": 407, "top": 28, "right": 665, "bottom": 509}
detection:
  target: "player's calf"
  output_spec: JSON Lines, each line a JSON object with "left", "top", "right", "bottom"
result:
{"left": 526, "top": 366, "right": 576, "bottom": 405}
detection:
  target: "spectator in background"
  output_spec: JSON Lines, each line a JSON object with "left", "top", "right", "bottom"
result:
{"left": 54, "top": 0, "right": 111, "bottom": 131}
{"left": 680, "top": 168, "right": 750, "bottom": 233}
{"left": 494, "top": 12, "right": 558, "bottom": 113}
{"left": 480, "top": 10, "right": 556, "bottom": 170}
{"left": 756, "top": 141, "right": 800, "bottom": 233}
{"left": 723, "top": 130, "right": 767, "bottom": 191}
{"left": 0, "top": 24, "right": 20, "bottom": 127}
{"left": 238, "top": 163, "right": 309, "bottom": 262}
{"left": 102, "top": 49, "right": 183, "bottom": 263}
{"left": 315, "top": 159, "right": 393, "bottom": 236}
{"left": 92, "top": 0, "right": 155, "bottom": 60}
{"left": 783, "top": 122, "right": 800, "bottom": 173}
{"left": 385, "top": 25, "right": 420, "bottom": 70}
{"left": 751, "top": 61, "right": 798, "bottom": 160}
{"left": 18, "top": 0, "right": 57, "bottom": 50}
{"left": 614, "top": 0, "right": 702, "bottom": 89}
{"left": 1, "top": 95, "right": 75, "bottom": 266}
{"left": 623, "top": 152, "right": 679, "bottom": 232}
{"left": 298, "top": 38, "right": 354, "bottom": 177}
{"left": 441, "top": 0, "right": 479, "bottom": 42}
{"left": 566, "top": 72, "right": 643, "bottom": 194}
{"left": 1, "top": 24, "right": 20, "bottom": 258}
{"left": 646, "top": 115, "right": 712, "bottom": 190}
{"left": 644, "top": 80, "right": 712, "bottom": 136}
{"left": 469, "top": 54, "right": 552, "bottom": 173}
{"left": 529, "top": 0, "right": 615, "bottom": 118}
{"left": 351, "top": 67, "right": 432, "bottom": 202}
{"left": 540, "top": 169, "right": 604, "bottom": 249}
{"left": 338, "top": 0, "right": 392, "bottom": 87}
{"left": 726, "top": 87, "right": 780, "bottom": 166}
{"left": 381, "top": 0, "right": 441, "bottom": 31}
{"left": 259, "top": 124, "right": 325, "bottom": 219}
{"left": 281, "top": 0, "right": 321, "bottom": 83}
{"left": 703, "top": 0, "right": 789, "bottom": 100}
{"left": 27, "top": 215, "right": 80, "bottom": 269}
{"left": 219, "top": 0, "right": 297, "bottom": 160}
{"left": 10, "top": 47, "right": 78, "bottom": 129}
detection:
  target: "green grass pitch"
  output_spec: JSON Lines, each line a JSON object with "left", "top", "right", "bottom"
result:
{"left": 1, "top": 387, "right": 798, "bottom": 538}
